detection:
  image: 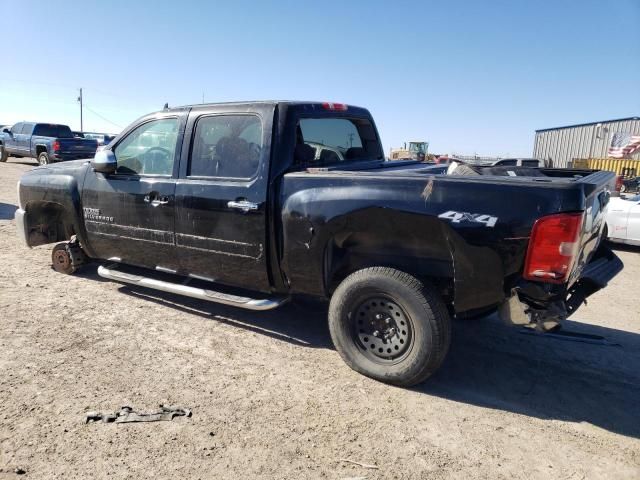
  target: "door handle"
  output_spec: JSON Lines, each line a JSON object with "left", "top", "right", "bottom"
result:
{"left": 144, "top": 192, "right": 171, "bottom": 207}
{"left": 227, "top": 199, "right": 258, "bottom": 213}
{"left": 152, "top": 197, "right": 171, "bottom": 206}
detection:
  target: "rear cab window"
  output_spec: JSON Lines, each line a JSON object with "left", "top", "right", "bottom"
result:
{"left": 522, "top": 160, "right": 541, "bottom": 167}
{"left": 293, "top": 116, "right": 382, "bottom": 167}
{"left": 33, "top": 124, "right": 74, "bottom": 138}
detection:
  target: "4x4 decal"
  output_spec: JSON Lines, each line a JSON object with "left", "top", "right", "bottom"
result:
{"left": 438, "top": 210, "right": 498, "bottom": 228}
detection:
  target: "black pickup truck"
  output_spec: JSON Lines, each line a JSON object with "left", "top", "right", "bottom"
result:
{"left": 14, "top": 101, "right": 623, "bottom": 386}
{"left": 1, "top": 122, "right": 98, "bottom": 164}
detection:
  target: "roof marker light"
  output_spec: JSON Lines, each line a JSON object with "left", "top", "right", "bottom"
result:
{"left": 322, "top": 102, "right": 348, "bottom": 111}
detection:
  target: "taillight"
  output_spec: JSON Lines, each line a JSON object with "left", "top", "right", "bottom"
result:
{"left": 523, "top": 212, "right": 583, "bottom": 284}
{"left": 615, "top": 175, "right": 623, "bottom": 192}
{"left": 616, "top": 175, "right": 624, "bottom": 192}
{"left": 52, "top": 140, "right": 61, "bottom": 152}
{"left": 322, "top": 102, "right": 348, "bottom": 111}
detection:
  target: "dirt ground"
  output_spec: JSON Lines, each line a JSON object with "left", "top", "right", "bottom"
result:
{"left": 0, "top": 157, "right": 638, "bottom": 480}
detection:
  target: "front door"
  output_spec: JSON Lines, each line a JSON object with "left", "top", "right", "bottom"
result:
{"left": 81, "top": 115, "right": 185, "bottom": 271}
{"left": 174, "top": 108, "right": 273, "bottom": 292}
{"left": 6, "top": 123, "right": 22, "bottom": 155}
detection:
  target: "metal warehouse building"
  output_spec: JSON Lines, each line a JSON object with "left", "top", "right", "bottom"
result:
{"left": 533, "top": 117, "right": 640, "bottom": 168}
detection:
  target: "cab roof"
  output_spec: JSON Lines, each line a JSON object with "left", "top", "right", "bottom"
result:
{"left": 167, "top": 100, "right": 368, "bottom": 113}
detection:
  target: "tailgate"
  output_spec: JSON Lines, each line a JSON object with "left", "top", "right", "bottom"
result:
{"left": 568, "top": 170, "right": 617, "bottom": 286}
{"left": 57, "top": 138, "right": 98, "bottom": 154}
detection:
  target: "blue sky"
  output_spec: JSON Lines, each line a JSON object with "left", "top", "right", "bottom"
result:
{"left": 2, "top": 0, "right": 639, "bottom": 157}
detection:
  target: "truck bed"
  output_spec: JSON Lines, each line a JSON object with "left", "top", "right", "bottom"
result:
{"left": 280, "top": 163, "right": 615, "bottom": 314}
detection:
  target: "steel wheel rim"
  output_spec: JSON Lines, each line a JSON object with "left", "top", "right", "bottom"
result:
{"left": 351, "top": 295, "right": 413, "bottom": 364}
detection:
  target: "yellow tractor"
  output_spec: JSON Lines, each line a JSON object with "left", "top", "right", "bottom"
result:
{"left": 390, "top": 141, "right": 429, "bottom": 161}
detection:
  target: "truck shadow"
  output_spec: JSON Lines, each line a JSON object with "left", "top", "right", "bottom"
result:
{"left": 118, "top": 286, "right": 334, "bottom": 349}
{"left": 95, "top": 276, "right": 640, "bottom": 440}
{"left": 422, "top": 314, "right": 640, "bottom": 439}
{"left": 0, "top": 202, "right": 17, "bottom": 220}
{"left": 7, "top": 157, "right": 38, "bottom": 166}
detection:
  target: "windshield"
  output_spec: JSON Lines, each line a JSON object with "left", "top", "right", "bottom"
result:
{"left": 294, "top": 117, "right": 382, "bottom": 167}
{"left": 409, "top": 142, "right": 428, "bottom": 153}
{"left": 33, "top": 124, "right": 74, "bottom": 138}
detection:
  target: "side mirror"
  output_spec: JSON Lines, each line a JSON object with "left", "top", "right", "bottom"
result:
{"left": 2, "top": 128, "right": 11, "bottom": 134}
{"left": 92, "top": 149, "right": 117, "bottom": 174}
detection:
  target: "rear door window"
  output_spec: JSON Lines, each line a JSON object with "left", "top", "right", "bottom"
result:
{"left": 189, "top": 115, "right": 262, "bottom": 179}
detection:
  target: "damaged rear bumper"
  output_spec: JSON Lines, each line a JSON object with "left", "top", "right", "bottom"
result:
{"left": 565, "top": 247, "right": 623, "bottom": 315}
{"left": 500, "top": 246, "right": 623, "bottom": 327}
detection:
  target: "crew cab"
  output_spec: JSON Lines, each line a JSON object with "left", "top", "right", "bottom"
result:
{"left": 1, "top": 122, "right": 98, "bottom": 164}
{"left": 14, "top": 101, "right": 623, "bottom": 386}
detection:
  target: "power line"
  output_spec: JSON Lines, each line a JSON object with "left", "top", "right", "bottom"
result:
{"left": 82, "top": 104, "right": 124, "bottom": 130}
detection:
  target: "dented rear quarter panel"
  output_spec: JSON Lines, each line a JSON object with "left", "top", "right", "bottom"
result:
{"left": 279, "top": 169, "right": 610, "bottom": 314}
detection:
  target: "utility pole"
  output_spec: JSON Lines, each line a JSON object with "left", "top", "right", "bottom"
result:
{"left": 77, "top": 88, "right": 83, "bottom": 132}
{"left": 202, "top": 92, "right": 205, "bottom": 104}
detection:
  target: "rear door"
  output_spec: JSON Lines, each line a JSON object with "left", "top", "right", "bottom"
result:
{"left": 174, "top": 105, "right": 274, "bottom": 292}
{"left": 81, "top": 113, "right": 186, "bottom": 270}
{"left": 19, "top": 123, "right": 34, "bottom": 154}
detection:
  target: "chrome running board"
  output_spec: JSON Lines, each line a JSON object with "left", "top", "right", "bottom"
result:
{"left": 97, "top": 264, "right": 289, "bottom": 311}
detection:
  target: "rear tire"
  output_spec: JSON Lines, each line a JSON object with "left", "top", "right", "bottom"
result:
{"left": 0, "top": 146, "right": 7, "bottom": 162}
{"left": 38, "top": 152, "right": 50, "bottom": 165}
{"left": 328, "top": 267, "right": 451, "bottom": 387}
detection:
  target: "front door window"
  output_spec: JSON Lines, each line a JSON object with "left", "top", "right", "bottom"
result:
{"left": 114, "top": 118, "right": 179, "bottom": 175}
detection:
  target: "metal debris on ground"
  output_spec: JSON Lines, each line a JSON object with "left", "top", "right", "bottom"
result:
{"left": 85, "top": 405, "right": 192, "bottom": 424}
{"left": 339, "top": 459, "right": 379, "bottom": 470}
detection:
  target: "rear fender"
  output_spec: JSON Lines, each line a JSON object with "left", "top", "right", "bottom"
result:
{"left": 35, "top": 144, "right": 49, "bottom": 156}
{"left": 322, "top": 209, "right": 455, "bottom": 295}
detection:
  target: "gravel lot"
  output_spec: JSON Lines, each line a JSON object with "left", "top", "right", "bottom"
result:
{"left": 0, "top": 158, "right": 639, "bottom": 479}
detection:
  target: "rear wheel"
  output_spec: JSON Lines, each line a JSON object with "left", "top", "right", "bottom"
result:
{"left": 328, "top": 267, "right": 451, "bottom": 387}
{"left": 38, "top": 152, "right": 50, "bottom": 165}
{"left": 0, "top": 145, "right": 7, "bottom": 162}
